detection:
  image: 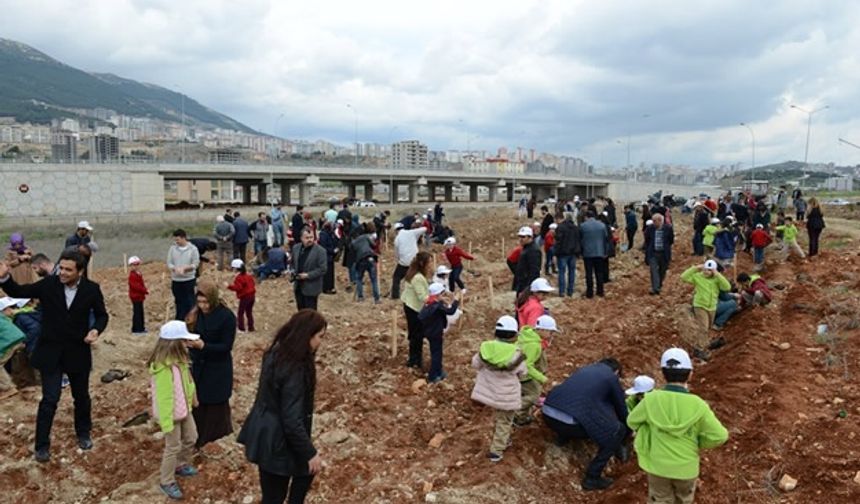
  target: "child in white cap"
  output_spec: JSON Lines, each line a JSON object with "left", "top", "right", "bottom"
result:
{"left": 471, "top": 315, "right": 528, "bottom": 463}
{"left": 443, "top": 236, "right": 474, "bottom": 294}
{"left": 149, "top": 321, "right": 201, "bottom": 500}
{"left": 625, "top": 375, "right": 655, "bottom": 411}
{"left": 225, "top": 259, "right": 256, "bottom": 333}
{"left": 627, "top": 348, "right": 728, "bottom": 503}
{"left": 513, "top": 314, "right": 558, "bottom": 426}
{"left": 702, "top": 218, "right": 720, "bottom": 257}
{"left": 516, "top": 277, "right": 553, "bottom": 328}
{"left": 417, "top": 282, "right": 460, "bottom": 383}
{"left": 127, "top": 256, "right": 148, "bottom": 334}
{"left": 680, "top": 260, "right": 731, "bottom": 361}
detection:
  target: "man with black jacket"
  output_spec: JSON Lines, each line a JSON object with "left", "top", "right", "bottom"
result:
{"left": 691, "top": 204, "right": 709, "bottom": 256}
{"left": 291, "top": 228, "right": 328, "bottom": 311}
{"left": 539, "top": 206, "right": 554, "bottom": 243}
{"left": 0, "top": 250, "right": 109, "bottom": 463}
{"left": 554, "top": 212, "right": 582, "bottom": 297}
{"left": 290, "top": 206, "right": 305, "bottom": 247}
{"left": 644, "top": 214, "right": 674, "bottom": 295}
{"left": 513, "top": 226, "right": 542, "bottom": 294}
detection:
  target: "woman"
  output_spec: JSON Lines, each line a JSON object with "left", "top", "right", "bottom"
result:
{"left": 5, "top": 233, "right": 36, "bottom": 285}
{"left": 185, "top": 281, "right": 237, "bottom": 448}
{"left": 806, "top": 197, "right": 826, "bottom": 257}
{"left": 318, "top": 222, "right": 338, "bottom": 294}
{"left": 401, "top": 251, "right": 432, "bottom": 368}
{"left": 238, "top": 310, "right": 326, "bottom": 504}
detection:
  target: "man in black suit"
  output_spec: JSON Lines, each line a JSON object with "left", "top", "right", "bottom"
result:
{"left": 0, "top": 250, "right": 109, "bottom": 463}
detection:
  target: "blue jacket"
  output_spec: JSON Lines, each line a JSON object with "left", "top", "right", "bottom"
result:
{"left": 233, "top": 217, "right": 250, "bottom": 244}
{"left": 417, "top": 299, "right": 459, "bottom": 339}
{"left": 714, "top": 230, "right": 737, "bottom": 260}
{"left": 265, "top": 247, "right": 288, "bottom": 271}
{"left": 544, "top": 362, "right": 628, "bottom": 447}
{"left": 625, "top": 210, "right": 637, "bottom": 231}
{"left": 13, "top": 308, "right": 42, "bottom": 355}
{"left": 318, "top": 229, "right": 338, "bottom": 260}
{"left": 644, "top": 224, "right": 674, "bottom": 263}
{"left": 579, "top": 219, "right": 608, "bottom": 258}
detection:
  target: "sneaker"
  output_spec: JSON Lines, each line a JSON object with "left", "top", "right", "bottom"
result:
{"left": 708, "top": 337, "right": 727, "bottom": 350}
{"left": 77, "top": 435, "right": 93, "bottom": 450}
{"left": 34, "top": 447, "right": 50, "bottom": 463}
{"left": 582, "top": 476, "right": 614, "bottom": 491}
{"left": 513, "top": 415, "right": 534, "bottom": 427}
{"left": 373, "top": 299, "right": 381, "bottom": 305}
{"left": 461, "top": 288, "right": 467, "bottom": 295}
{"left": 175, "top": 464, "right": 198, "bottom": 477}
{"left": 693, "top": 348, "right": 711, "bottom": 362}
{"left": 159, "top": 482, "right": 183, "bottom": 500}
{"left": 61, "top": 375, "right": 70, "bottom": 388}
{"left": 488, "top": 452, "right": 503, "bottom": 463}
{"left": 428, "top": 371, "right": 448, "bottom": 384}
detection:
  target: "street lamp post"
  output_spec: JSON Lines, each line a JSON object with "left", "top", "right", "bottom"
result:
{"left": 790, "top": 104, "right": 829, "bottom": 179}
{"left": 739, "top": 122, "right": 756, "bottom": 180}
{"left": 346, "top": 104, "right": 358, "bottom": 169}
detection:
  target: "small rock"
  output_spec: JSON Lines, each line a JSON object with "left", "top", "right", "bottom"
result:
{"left": 778, "top": 342, "right": 791, "bottom": 350}
{"left": 797, "top": 413, "right": 808, "bottom": 420}
{"left": 779, "top": 474, "right": 798, "bottom": 492}
{"left": 320, "top": 430, "right": 350, "bottom": 445}
{"left": 427, "top": 400, "right": 436, "bottom": 408}
{"left": 242, "top": 496, "right": 253, "bottom": 504}
{"left": 428, "top": 433, "right": 445, "bottom": 448}
{"left": 853, "top": 471, "right": 860, "bottom": 485}
{"left": 425, "top": 492, "right": 438, "bottom": 503}
{"left": 833, "top": 397, "right": 846, "bottom": 405}
{"left": 423, "top": 481, "right": 434, "bottom": 493}
{"left": 411, "top": 379, "right": 427, "bottom": 394}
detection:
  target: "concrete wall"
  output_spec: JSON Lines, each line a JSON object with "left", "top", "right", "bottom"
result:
{"left": 607, "top": 181, "right": 719, "bottom": 205}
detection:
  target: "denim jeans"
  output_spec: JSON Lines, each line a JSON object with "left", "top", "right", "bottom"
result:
{"left": 714, "top": 298, "right": 738, "bottom": 328}
{"left": 544, "top": 247, "right": 555, "bottom": 273}
{"left": 272, "top": 222, "right": 285, "bottom": 247}
{"left": 356, "top": 258, "right": 380, "bottom": 301}
{"left": 556, "top": 255, "right": 576, "bottom": 296}
{"left": 449, "top": 265, "right": 465, "bottom": 292}
{"left": 427, "top": 334, "right": 444, "bottom": 381}
{"left": 254, "top": 239, "right": 267, "bottom": 255}
{"left": 754, "top": 247, "right": 765, "bottom": 264}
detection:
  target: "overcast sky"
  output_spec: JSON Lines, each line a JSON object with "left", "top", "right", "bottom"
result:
{"left": 4, "top": 0, "right": 860, "bottom": 168}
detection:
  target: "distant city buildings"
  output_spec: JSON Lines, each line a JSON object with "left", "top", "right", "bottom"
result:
{"left": 51, "top": 131, "right": 77, "bottom": 163}
{"left": 824, "top": 176, "right": 854, "bottom": 192}
{"left": 390, "top": 140, "right": 429, "bottom": 169}
{"left": 88, "top": 134, "right": 119, "bottom": 163}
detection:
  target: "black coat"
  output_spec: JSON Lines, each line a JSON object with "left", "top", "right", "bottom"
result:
{"left": 539, "top": 213, "right": 555, "bottom": 239}
{"left": 238, "top": 350, "right": 317, "bottom": 477}
{"left": 807, "top": 207, "right": 826, "bottom": 231}
{"left": 189, "top": 305, "right": 236, "bottom": 404}
{"left": 644, "top": 223, "right": 674, "bottom": 263}
{"left": 514, "top": 241, "right": 542, "bottom": 293}
{"left": 0, "top": 275, "right": 108, "bottom": 373}
{"left": 554, "top": 220, "right": 582, "bottom": 257}
{"left": 290, "top": 213, "right": 305, "bottom": 242}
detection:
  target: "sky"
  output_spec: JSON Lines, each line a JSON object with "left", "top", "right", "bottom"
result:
{"left": 3, "top": 0, "right": 860, "bottom": 169}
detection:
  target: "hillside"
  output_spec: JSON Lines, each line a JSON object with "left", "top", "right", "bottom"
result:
{"left": 720, "top": 161, "right": 848, "bottom": 188}
{"left": 0, "top": 38, "right": 256, "bottom": 133}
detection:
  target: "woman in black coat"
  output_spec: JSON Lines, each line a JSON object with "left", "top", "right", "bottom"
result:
{"left": 238, "top": 309, "right": 326, "bottom": 504}
{"left": 806, "top": 197, "right": 826, "bottom": 257}
{"left": 186, "top": 280, "right": 237, "bottom": 448}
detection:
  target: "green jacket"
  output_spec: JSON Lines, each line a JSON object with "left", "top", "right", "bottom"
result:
{"left": 775, "top": 224, "right": 798, "bottom": 243}
{"left": 702, "top": 225, "right": 718, "bottom": 247}
{"left": 627, "top": 385, "right": 728, "bottom": 480}
{"left": 401, "top": 273, "right": 429, "bottom": 313}
{"left": 517, "top": 326, "right": 547, "bottom": 384}
{"left": 150, "top": 360, "right": 196, "bottom": 433}
{"left": 626, "top": 394, "right": 643, "bottom": 412}
{"left": 680, "top": 266, "right": 731, "bottom": 312}
{"left": 479, "top": 339, "right": 520, "bottom": 367}
{"left": 0, "top": 314, "right": 25, "bottom": 362}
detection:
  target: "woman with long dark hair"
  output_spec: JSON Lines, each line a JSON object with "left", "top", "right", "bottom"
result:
{"left": 806, "top": 197, "right": 826, "bottom": 257}
{"left": 401, "top": 251, "right": 433, "bottom": 368}
{"left": 238, "top": 309, "right": 327, "bottom": 504}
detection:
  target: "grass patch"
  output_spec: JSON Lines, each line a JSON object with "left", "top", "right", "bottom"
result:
{"left": 823, "top": 238, "right": 852, "bottom": 249}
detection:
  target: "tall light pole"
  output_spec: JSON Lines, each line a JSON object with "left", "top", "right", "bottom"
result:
{"left": 739, "top": 122, "right": 755, "bottom": 180}
{"left": 790, "top": 104, "right": 829, "bottom": 178}
{"left": 346, "top": 103, "right": 358, "bottom": 169}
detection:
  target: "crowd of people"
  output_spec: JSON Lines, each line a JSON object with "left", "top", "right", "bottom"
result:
{"left": 0, "top": 186, "right": 832, "bottom": 502}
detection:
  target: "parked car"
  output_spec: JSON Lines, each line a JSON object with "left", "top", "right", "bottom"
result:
{"left": 353, "top": 200, "right": 376, "bottom": 207}
{"left": 543, "top": 197, "right": 557, "bottom": 204}
{"left": 824, "top": 198, "right": 852, "bottom": 206}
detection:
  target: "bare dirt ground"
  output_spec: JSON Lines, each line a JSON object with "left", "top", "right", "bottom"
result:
{"left": 2, "top": 205, "right": 860, "bottom": 503}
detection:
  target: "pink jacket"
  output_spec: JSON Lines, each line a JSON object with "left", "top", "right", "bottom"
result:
{"left": 517, "top": 296, "right": 545, "bottom": 328}
{"left": 471, "top": 350, "right": 528, "bottom": 411}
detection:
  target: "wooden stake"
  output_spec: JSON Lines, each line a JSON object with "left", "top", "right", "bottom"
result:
{"left": 432, "top": 253, "right": 438, "bottom": 272}
{"left": 501, "top": 237, "right": 506, "bottom": 259}
{"left": 488, "top": 275, "right": 495, "bottom": 308}
{"left": 123, "top": 254, "right": 128, "bottom": 275}
{"left": 390, "top": 309, "right": 398, "bottom": 358}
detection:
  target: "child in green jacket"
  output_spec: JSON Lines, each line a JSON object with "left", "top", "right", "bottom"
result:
{"left": 514, "top": 314, "right": 558, "bottom": 426}
{"left": 149, "top": 321, "right": 200, "bottom": 500}
{"left": 625, "top": 375, "right": 656, "bottom": 412}
{"left": 702, "top": 218, "right": 720, "bottom": 257}
{"left": 628, "top": 348, "right": 728, "bottom": 504}
{"left": 775, "top": 216, "right": 805, "bottom": 260}
{"left": 680, "top": 260, "right": 731, "bottom": 361}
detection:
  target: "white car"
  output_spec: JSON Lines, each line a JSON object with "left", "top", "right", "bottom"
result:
{"left": 543, "top": 197, "right": 558, "bottom": 204}
{"left": 824, "top": 198, "right": 852, "bottom": 206}
{"left": 353, "top": 200, "right": 376, "bottom": 207}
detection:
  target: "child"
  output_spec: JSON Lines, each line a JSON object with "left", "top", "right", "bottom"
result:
{"left": 0, "top": 297, "right": 26, "bottom": 394}
{"left": 471, "top": 315, "right": 528, "bottom": 463}
{"left": 713, "top": 219, "right": 738, "bottom": 270}
{"left": 515, "top": 278, "right": 553, "bottom": 328}
{"left": 226, "top": 259, "right": 256, "bottom": 333}
{"left": 627, "top": 348, "right": 728, "bottom": 504}
{"left": 736, "top": 272, "right": 772, "bottom": 308}
{"left": 775, "top": 216, "right": 805, "bottom": 259}
{"left": 702, "top": 218, "right": 719, "bottom": 257}
{"left": 417, "top": 283, "right": 460, "bottom": 383}
{"left": 543, "top": 223, "right": 557, "bottom": 275}
{"left": 680, "top": 260, "right": 731, "bottom": 362}
{"left": 749, "top": 224, "right": 772, "bottom": 271}
{"left": 514, "top": 314, "right": 557, "bottom": 426}
{"left": 432, "top": 267, "right": 462, "bottom": 333}
{"left": 149, "top": 321, "right": 200, "bottom": 500}
{"left": 443, "top": 237, "right": 474, "bottom": 294}
{"left": 128, "top": 256, "right": 149, "bottom": 334}
{"left": 625, "top": 375, "right": 655, "bottom": 412}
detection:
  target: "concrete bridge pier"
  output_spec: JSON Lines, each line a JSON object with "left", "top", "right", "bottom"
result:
{"left": 488, "top": 184, "right": 498, "bottom": 202}
{"left": 506, "top": 182, "right": 515, "bottom": 202}
{"left": 279, "top": 182, "right": 292, "bottom": 205}
{"left": 469, "top": 184, "right": 479, "bottom": 202}
{"left": 444, "top": 184, "right": 453, "bottom": 202}
{"left": 257, "top": 183, "right": 268, "bottom": 205}
{"left": 239, "top": 182, "right": 253, "bottom": 205}
{"left": 409, "top": 184, "right": 419, "bottom": 203}
{"left": 364, "top": 183, "right": 374, "bottom": 201}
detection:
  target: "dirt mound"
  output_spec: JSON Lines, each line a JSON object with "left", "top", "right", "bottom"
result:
{"left": 2, "top": 209, "right": 860, "bottom": 503}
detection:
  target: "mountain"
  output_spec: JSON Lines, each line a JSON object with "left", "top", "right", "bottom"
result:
{"left": 0, "top": 38, "right": 256, "bottom": 133}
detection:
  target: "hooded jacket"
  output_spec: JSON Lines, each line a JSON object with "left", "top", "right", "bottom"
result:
{"left": 517, "top": 326, "right": 547, "bottom": 384}
{"left": 13, "top": 307, "right": 41, "bottom": 354}
{"left": 680, "top": 266, "right": 731, "bottom": 312}
{"left": 417, "top": 298, "right": 459, "bottom": 339}
{"left": 627, "top": 385, "right": 728, "bottom": 479}
{"left": 516, "top": 296, "right": 545, "bottom": 329}
{"left": 742, "top": 275, "right": 772, "bottom": 305}
{"left": 750, "top": 229, "right": 772, "bottom": 249}
{"left": 470, "top": 340, "right": 527, "bottom": 411}
{"left": 150, "top": 359, "right": 196, "bottom": 433}
{"left": 702, "top": 224, "right": 718, "bottom": 247}
{"left": 713, "top": 229, "right": 737, "bottom": 260}
{"left": 128, "top": 270, "right": 148, "bottom": 302}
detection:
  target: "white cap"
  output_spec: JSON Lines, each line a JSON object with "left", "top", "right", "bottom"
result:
{"left": 533, "top": 221, "right": 541, "bottom": 227}
{"left": 394, "top": 222, "right": 404, "bottom": 230}
{"left": 710, "top": 217, "right": 720, "bottom": 224}
{"left": 0, "top": 297, "right": 20, "bottom": 311}
{"left": 574, "top": 195, "right": 580, "bottom": 201}
{"left": 159, "top": 320, "right": 201, "bottom": 341}
{"left": 626, "top": 375, "right": 656, "bottom": 395}
{"left": 756, "top": 223, "right": 764, "bottom": 229}
{"left": 645, "top": 219, "right": 654, "bottom": 226}
{"left": 444, "top": 237, "right": 456, "bottom": 246}
{"left": 517, "top": 226, "right": 534, "bottom": 237}
{"left": 704, "top": 259, "right": 718, "bottom": 271}
{"left": 534, "top": 315, "right": 559, "bottom": 332}
{"left": 602, "top": 211, "right": 608, "bottom": 216}
{"left": 530, "top": 277, "right": 553, "bottom": 293}
{"left": 428, "top": 282, "right": 446, "bottom": 296}
{"left": 128, "top": 256, "right": 141, "bottom": 265}
{"left": 436, "top": 265, "right": 452, "bottom": 275}
{"left": 14, "top": 298, "right": 31, "bottom": 308}
{"left": 371, "top": 233, "right": 378, "bottom": 240}
{"left": 216, "top": 215, "right": 225, "bottom": 222}
{"left": 549, "top": 223, "right": 558, "bottom": 230}
{"left": 337, "top": 219, "right": 344, "bottom": 225}
{"left": 231, "top": 259, "right": 244, "bottom": 269}
{"left": 495, "top": 315, "right": 519, "bottom": 333}
{"left": 661, "top": 347, "right": 693, "bottom": 370}
{"left": 77, "top": 220, "right": 93, "bottom": 231}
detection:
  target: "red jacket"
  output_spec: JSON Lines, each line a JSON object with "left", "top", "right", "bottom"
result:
{"left": 516, "top": 295, "right": 545, "bottom": 328}
{"left": 507, "top": 246, "right": 523, "bottom": 264}
{"left": 704, "top": 199, "right": 718, "bottom": 213}
{"left": 228, "top": 273, "right": 256, "bottom": 299}
{"left": 444, "top": 245, "right": 474, "bottom": 268}
{"left": 128, "top": 271, "right": 148, "bottom": 302}
{"left": 750, "top": 229, "right": 772, "bottom": 248}
{"left": 543, "top": 232, "right": 555, "bottom": 252}
{"left": 742, "top": 277, "right": 773, "bottom": 306}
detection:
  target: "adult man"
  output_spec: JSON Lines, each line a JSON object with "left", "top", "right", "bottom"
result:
{"left": 433, "top": 201, "right": 444, "bottom": 226}
{"left": 513, "top": 226, "right": 542, "bottom": 294}
{"left": 554, "top": 212, "right": 581, "bottom": 297}
{"left": 213, "top": 215, "right": 235, "bottom": 271}
{"left": 579, "top": 211, "right": 608, "bottom": 298}
{"left": 257, "top": 246, "right": 288, "bottom": 281}
{"left": 65, "top": 221, "right": 96, "bottom": 251}
{"left": 232, "top": 211, "right": 250, "bottom": 261}
{"left": 223, "top": 208, "right": 234, "bottom": 223}
{"left": 189, "top": 237, "right": 217, "bottom": 277}
{"left": 373, "top": 210, "right": 391, "bottom": 243}
{"left": 30, "top": 253, "right": 56, "bottom": 278}
{"left": 324, "top": 203, "right": 339, "bottom": 225}
{"left": 390, "top": 222, "right": 427, "bottom": 299}
{"left": 166, "top": 229, "right": 200, "bottom": 320}
{"left": 542, "top": 358, "right": 628, "bottom": 490}
{"left": 249, "top": 212, "right": 270, "bottom": 255}
{"left": 0, "top": 250, "right": 109, "bottom": 462}
{"left": 270, "top": 204, "right": 286, "bottom": 247}
{"left": 290, "top": 205, "right": 305, "bottom": 246}
{"left": 538, "top": 206, "right": 554, "bottom": 245}
{"left": 645, "top": 214, "right": 675, "bottom": 296}
{"left": 291, "top": 228, "right": 327, "bottom": 310}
